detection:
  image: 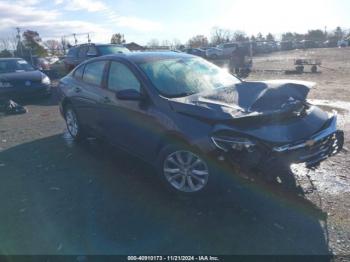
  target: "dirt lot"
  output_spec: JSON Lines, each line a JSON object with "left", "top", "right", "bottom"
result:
{"left": 0, "top": 48, "right": 349, "bottom": 258}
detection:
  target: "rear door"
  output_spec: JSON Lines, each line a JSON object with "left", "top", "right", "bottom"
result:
{"left": 69, "top": 60, "right": 108, "bottom": 132}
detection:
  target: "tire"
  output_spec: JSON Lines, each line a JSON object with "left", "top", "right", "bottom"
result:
{"left": 210, "top": 54, "right": 218, "bottom": 60}
{"left": 64, "top": 104, "right": 85, "bottom": 142}
{"left": 295, "top": 65, "right": 304, "bottom": 73}
{"left": 156, "top": 144, "right": 214, "bottom": 195}
{"left": 311, "top": 65, "right": 317, "bottom": 73}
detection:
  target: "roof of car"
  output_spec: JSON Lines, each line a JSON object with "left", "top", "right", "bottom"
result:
{"left": 70, "top": 43, "right": 125, "bottom": 48}
{"left": 0, "top": 57, "right": 22, "bottom": 61}
{"left": 103, "top": 51, "right": 194, "bottom": 64}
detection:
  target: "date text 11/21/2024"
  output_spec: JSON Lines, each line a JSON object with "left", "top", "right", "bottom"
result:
{"left": 127, "top": 256, "right": 220, "bottom": 261}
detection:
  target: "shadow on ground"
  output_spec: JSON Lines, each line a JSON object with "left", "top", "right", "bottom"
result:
{"left": 0, "top": 134, "right": 332, "bottom": 257}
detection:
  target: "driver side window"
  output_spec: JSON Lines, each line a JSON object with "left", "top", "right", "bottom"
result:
{"left": 107, "top": 62, "right": 140, "bottom": 92}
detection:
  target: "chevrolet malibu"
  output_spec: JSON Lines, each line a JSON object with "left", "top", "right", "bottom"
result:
{"left": 57, "top": 52, "right": 344, "bottom": 194}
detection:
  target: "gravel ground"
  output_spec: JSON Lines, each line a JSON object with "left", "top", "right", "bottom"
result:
{"left": 0, "top": 48, "right": 349, "bottom": 258}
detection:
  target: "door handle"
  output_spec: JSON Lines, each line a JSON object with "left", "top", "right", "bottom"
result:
{"left": 74, "top": 87, "right": 81, "bottom": 93}
{"left": 101, "top": 96, "right": 111, "bottom": 104}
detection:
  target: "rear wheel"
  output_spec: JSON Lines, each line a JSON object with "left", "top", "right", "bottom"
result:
{"left": 64, "top": 105, "right": 85, "bottom": 141}
{"left": 210, "top": 54, "right": 218, "bottom": 60}
{"left": 296, "top": 65, "right": 304, "bottom": 73}
{"left": 311, "top": 65, "right": 317, "bottom": 73}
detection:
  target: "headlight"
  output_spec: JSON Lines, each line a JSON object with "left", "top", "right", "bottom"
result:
{"left": 41, "top": 75, "right": 51, "bottom": 85}
{"left": 0, "top": 81, "right": 12, "bottom": 88}
{"left": 211, "top": 136, "right": 255, "bottom": 152}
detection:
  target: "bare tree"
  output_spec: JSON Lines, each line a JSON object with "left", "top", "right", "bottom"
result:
{"left": 147, "top": 38, "right": 160, "bottom": 48}
{"left": 111, "top": 33, "right": 126, "bottom": 44}
{"left": 0, "top": 36, "right": 17, "bottom": 51}
{"left": 162, "top": 39, "right": 171, "bottom": 47}
{"left": 265, "top": 33, "right": 275, "bottom": 42}
{"left": 0, "top": 39, "right": 10, "bottom": 51}
{"left": 256, "top": 32, "right": 265, "bottom": 41}
{"left": 334, "top": 26, "right": 344, "bottom": 40}
{"left": 210, "top": 27, "right": 231, "bottom": 45}
{"left": 233, "top": 30, "right": 248, "bottom": 42}
{"left": 44, "top": 39, "right": 61, "bottom": 55}
{"left": 187, "top": 35, "right": 209, "bottom": 48}
{"left": 172, "top": 38, "right": 182, "bottom": 49}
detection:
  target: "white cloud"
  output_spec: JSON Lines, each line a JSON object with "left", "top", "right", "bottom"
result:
{"left": 56, "top": 1, "right": 163, "bottom": 32}
{"left": 16, "top": 0, "right": 41, "bottom": 6}
{"left": 104, "top": 9, "right": 164, "bottom": 32}
{"left": 0, "top": 1, "right": 60, "bottom": 26}
{"left": 0, "top": 0, "right": 163, "bottom": 46}
{"left": 0, "top": 1, "right": 110, "bottom": 43}
{"left": 54, "top": 0, "right": 64, "bottom": 5}
{"left": 214, "top": 0, "right": 342, "bottom": 36}
{"left": 61, "top": 0, "right": 107, "bottom": 12}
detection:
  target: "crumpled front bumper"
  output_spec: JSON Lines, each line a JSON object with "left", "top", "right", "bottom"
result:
{"left": 272, "top": 112, "right": 344, "bottom": 168}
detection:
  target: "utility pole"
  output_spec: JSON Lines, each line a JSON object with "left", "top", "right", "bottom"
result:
{"left": 16, "top": 27, "right": 23, "bottom": 56}
{"left": 87, "top": 33, "right": 91, "bottom": 43}
{"left": 61, "top": 36, "right": 66, "bottom": 55}
{"left": 73, "top": 33, "right": 77, "bottom": 45}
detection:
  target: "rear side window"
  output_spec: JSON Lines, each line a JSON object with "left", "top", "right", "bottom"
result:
{"left": 225, "top": 43, "right": 236, "bottom": 48}
{"left": 78, "top": 46, "right": 88, "bottom": 58}
{"left": 74, "top": 65, "right": 84, "bottom": 79}
{"left": 83, "top": 61, "right": 106, "bottom": 86}
{"left": 87, "top": 45, "right": 98, "bottom": 56}
{"left": 67, "top": 48, "right": 78, "bottom": 57}
{"left": 107, "top": 62, "right": 140, "bottom": 92}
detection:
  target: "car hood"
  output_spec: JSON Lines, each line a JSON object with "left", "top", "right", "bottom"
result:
{"left": 0, "top": 70, "right": 43, "bottom": 82}
{"left": 169, "top": 80, "right": 327, "bottom": 143}
{"left": 169, "top": 79, "right": 316, "bottom": 122}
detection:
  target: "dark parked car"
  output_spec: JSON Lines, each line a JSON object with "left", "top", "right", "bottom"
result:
{"left": 0, "top": 58, "right": 51, "bottom": 100}
{"left": 63, "top": 43, "right": 130, "bottom": 72}
{"left": 184, "top": 48, "right": 206, "bottom": 58}
{"left": 57, "top": 52, "right": 343, "bottom": 194}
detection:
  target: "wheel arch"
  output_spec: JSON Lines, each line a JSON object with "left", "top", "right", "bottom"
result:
{"left": 155, "top": 131, "right": 203, "bottom": 159}
{"left": 156, "top": 132, "right": 190, "bottom": 155}
{"left": 61, "top": 97, "right": 73, "bottom": 116}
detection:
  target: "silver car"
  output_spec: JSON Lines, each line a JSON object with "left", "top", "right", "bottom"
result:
{"left": 206, "top": 42, "right": 238, "bottom": 59}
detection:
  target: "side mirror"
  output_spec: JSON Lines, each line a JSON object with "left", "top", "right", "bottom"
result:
{"left": 116, "top": 89, "right": 142, "bottom": 100}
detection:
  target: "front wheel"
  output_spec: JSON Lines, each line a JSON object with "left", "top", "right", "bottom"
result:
{"left": 157, "top": 145, "right": 211, "bottom": 194}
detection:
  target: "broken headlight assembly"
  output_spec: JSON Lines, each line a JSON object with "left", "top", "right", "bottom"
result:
{"left": 211, "top": 136, "right": 256, "bottom": 152}
{"left": 41, "top": 75, "right": 51, "bottom": 85}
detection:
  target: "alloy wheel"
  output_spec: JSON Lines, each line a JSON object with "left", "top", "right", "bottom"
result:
{"left": 65, "top": 109, "right": 79, "bottom": 138}
{"left": 163, "top": 150, "right": 209, "bottom": 193}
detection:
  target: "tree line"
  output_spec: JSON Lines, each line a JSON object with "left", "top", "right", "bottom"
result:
{"left": 0, "top": 26, "right": 349, "bottom": 58}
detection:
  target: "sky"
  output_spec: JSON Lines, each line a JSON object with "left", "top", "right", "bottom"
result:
{"left": 0, "top": 0, "right": 349, "bottom": 46}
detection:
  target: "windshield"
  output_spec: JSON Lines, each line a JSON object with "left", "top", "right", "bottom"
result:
{"left": 0, "top": 59, "right": 35, "bottom": 74}
{"left": 138, "top": 57, "right": 240, "bottom": 98}
{"left": 97, "top": 45, "right": 130, "bottom": 55}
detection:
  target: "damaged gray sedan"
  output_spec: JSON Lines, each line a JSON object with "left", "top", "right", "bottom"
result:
{"left": 58, "top": 52, "right": 344, "bottom": 194}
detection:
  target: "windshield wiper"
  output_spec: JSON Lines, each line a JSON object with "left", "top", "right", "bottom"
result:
{"left": 167, "top": 91, "right": 197, "bottom": 98}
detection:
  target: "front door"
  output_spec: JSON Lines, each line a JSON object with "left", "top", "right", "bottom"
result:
{"left": 97, "top": 61, "right": 160, "bottom": 160}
